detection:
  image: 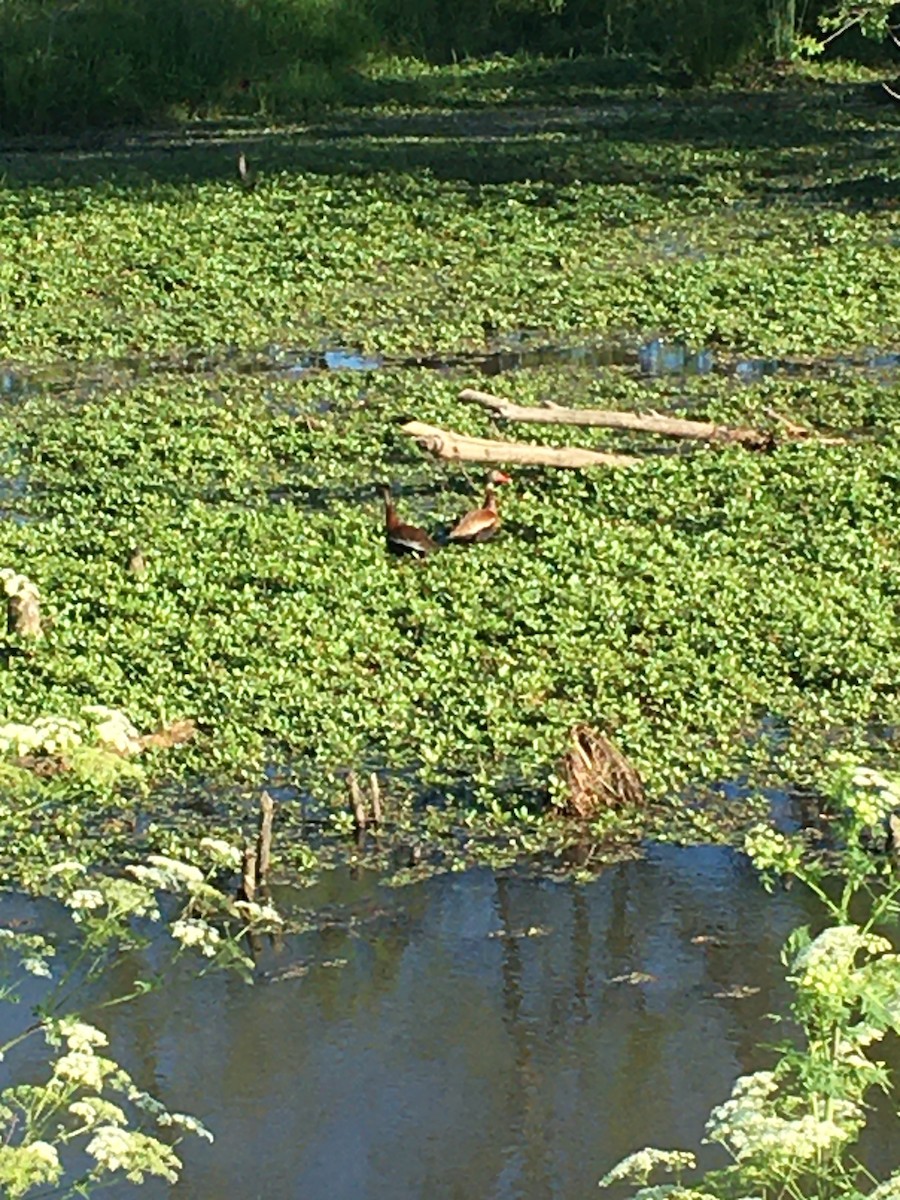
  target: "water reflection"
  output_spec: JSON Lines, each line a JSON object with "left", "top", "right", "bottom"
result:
{"left": 103, "top": 847, "right": 818, "bottom": 1197}
{"left": 637, "top": 338, "right": 715, "bottom": 377}
{"left": 4, "top": 338, "right": 900, "bottom": 396}
{"left": 3, "top": 846, "right": 898, "bottom": 1198}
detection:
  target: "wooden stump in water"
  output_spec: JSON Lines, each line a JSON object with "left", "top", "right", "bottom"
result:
{"left": 559, "top": 724, "right": 644, "bottom": 820}
{"left": 2, "top": 570, "right": 42, "bottom": 637}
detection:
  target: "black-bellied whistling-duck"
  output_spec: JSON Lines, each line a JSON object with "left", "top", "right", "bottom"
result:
{"left": 380, "top": 485, "right": 437, "bottom": 558}
{"left": 448, "top": 470, "right": 512, "bottom": 544}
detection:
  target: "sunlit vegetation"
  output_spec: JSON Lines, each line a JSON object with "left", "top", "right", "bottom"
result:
{"left": 0, "top": 60, "right": 898, "bottom": 872}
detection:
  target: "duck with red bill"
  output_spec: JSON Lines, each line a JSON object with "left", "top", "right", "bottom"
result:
{"left": 448, "top": 470, "right": 512, "bottom": 544}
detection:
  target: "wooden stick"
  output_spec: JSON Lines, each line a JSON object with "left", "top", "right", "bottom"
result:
{"left": 240, "top": 846, "right": 256, "bottom": 903}
{"left": 256, "top": 791, "right": 275, "bottom": 887}
{"left": 763, "top": 409, "right": 846, "bottom": 445}
{"left": 349, "top": 771, "right": 367, "bottom": 834}
{"left": 399, "top": 420, "right": 639, "bottom": 470}
{"left": 369, "top": 773, "right": 382, "bottom": 827}
{"left": 459, "top": 388, "right": 772, "bottom": 448}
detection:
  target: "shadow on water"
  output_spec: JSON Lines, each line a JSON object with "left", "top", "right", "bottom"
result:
{"left": 3, "top": 847, "right": 898, "bottom": 1198}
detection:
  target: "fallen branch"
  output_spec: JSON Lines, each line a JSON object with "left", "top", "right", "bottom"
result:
{"left": 459, "top": 388, "right": 773, "bottom": 448}
{"left": 399, "top": 420, "right": 639, "bottom": 470}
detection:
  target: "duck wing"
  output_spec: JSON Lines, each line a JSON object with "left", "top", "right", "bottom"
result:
{"left": 448, "top": 506, "right": 500, "bottom": 543}
{"left": 387, "top": 520, "right": 437, "bottom": 556}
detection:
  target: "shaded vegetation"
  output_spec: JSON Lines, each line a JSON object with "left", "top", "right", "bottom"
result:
{"left": 0, "top": 0, "right": 894, "bottom": 134}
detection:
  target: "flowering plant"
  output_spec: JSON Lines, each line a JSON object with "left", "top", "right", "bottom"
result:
{"left": 0, "top": 837, "right": 280, "bottom": 1196}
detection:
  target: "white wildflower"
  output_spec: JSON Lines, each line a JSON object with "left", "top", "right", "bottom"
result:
{"left": 199, "top": 837, "right": 242, "bottom": 868}
{"left": 69, "top": 1096, "right": 127, "bottom": 1128}
{"left": 789, "top": 925, "right": 890, "bottom": 996}
{"left": 599, "top": 1147, "right": 697, "bottom": 1188}
{"left": 631, "top": 1189, "right": 718, "bottom": 1200}
{"left": 0, "top": 1140, "right": 62, "bottom": 1191}
{"left": 53, "top": 1050, "right": 116, "bottom": 1091}
{"left": 85, "top": 1125, "right": 181, "bottom": 1184}
{"left": 21, "top": 954, "right": 52, "bottom": 977}
{"left": 23, "top": 1141, "right": 58, "bottom": 1169}
{"left": 867, "top": 1172, "right": 900, "bottom": 1200}
{"left": 146, "top": 855, "right": 204, "bottom": 888}
{"left": 87, "top": 1125, "right": 133, "bottom": 1172}
{"left": 705, "top": 1071, "right": 862, "bottom": 1163}
{"left": 124, "top": 1086, "right": 168, "bottom": 1118}
{"left": 66, "top": 888, "right": 105, "bottom": 912}
{"left": 234, "top": 899, "right": 282, "bottom": 925}
{"left": 46, "top": 859, "right": 86, "bottom": 877}
{"left": 57, "top": 1019, "right": 108, "bottom": 1053}
{"left": 851, "top": 766, "right": 892, "bottom": 790}
{"left": 126, "top": 864, "right": 173, "bottom": 890}
{"left": 82, "top": 706, "right": 142, "bottom": 755}
{"left": 101, "top": 877, "right": 160, "bottom": 920}
{"left": 0, "top": 722, "right": 42, "bottom": 755}
{"left": 171, "top": 918, "right": 221, "bottom": 956}
{"left": 0, "top": 716, "right": 83, "bottom": 756}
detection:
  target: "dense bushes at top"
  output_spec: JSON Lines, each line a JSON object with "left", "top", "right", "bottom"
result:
{"left": 0, "top": 0, "right": 374, "bottom": 133}
{"left": 0, "top": 0, "right": 883, "bottom": 135}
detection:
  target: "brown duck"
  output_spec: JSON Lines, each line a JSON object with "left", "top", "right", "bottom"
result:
{"left": 448, "top": 470, "right": 512, "bottom": 544}
{"left": 380, "top": 485, "right": 437, "bottom": 558}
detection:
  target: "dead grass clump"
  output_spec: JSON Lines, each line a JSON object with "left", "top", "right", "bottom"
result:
{"left": 559, "top": 724, "right": 645, "bottom": 820}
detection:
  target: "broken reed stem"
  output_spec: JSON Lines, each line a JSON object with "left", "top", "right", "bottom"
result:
{"left": 256, "top": 790, "right": 275, "bottom": 887}
{"left": 369, "top": 772, "right": 382, "bottom": 827}
{"left": 349, "top": 771, "right": 367, "bottom": 834}
{"left": 240, "top": 846, "right": 257, "bottom": 903}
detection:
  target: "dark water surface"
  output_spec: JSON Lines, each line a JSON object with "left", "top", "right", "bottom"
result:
{"left": 3, "top": 845, "right": 898, "bottom": 1198}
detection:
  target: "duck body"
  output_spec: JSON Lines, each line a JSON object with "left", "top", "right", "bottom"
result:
{"left": 448, "top": 470, "right": 511, "bottom": 544}
{"left": 381, "top": 486, "right": 437, "bottom": 558}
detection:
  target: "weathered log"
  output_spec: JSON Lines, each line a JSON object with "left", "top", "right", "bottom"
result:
{"left": 399, "top": 421, "right": 639, "bottom": 470}
{"left": 459, "top": 388, "right": 773, "bottom": 448}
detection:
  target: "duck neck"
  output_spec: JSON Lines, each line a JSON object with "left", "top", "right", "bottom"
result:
{"left": 382, "top": 488, "right": 398, "bottom": 529}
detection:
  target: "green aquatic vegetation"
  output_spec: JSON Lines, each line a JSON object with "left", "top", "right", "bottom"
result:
{"left": 1, "top": 359, "right": 900, "bottom": 870}
{"left": 0, "top": 75, "right": 897, "bottom": 364}
{"left": 0, "top": 71, "right": 898, "bottom": 870}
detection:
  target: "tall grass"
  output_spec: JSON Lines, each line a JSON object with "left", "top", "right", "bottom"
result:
{"left": 0, "top": 0, "right": 848, "bottom": 134}
{"left": 0, "top": 0, "right": 373, "bottom": 133}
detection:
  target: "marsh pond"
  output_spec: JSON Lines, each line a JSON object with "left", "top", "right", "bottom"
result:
{"left": 1, "top": 56, "right": 900, "bottom": 1200}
